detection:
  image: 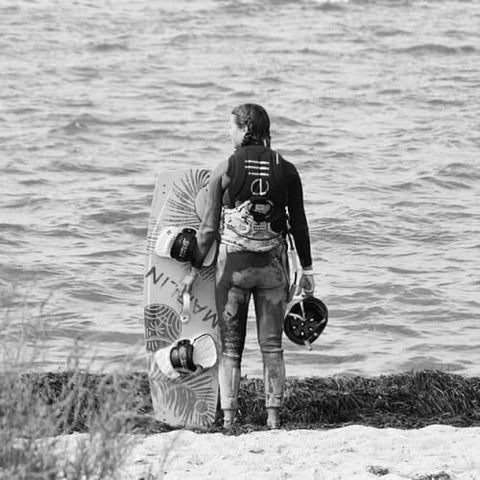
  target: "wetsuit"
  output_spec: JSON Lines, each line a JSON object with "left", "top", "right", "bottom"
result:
{"left": 193, "top": 145, "right": 312, "bottom": 411}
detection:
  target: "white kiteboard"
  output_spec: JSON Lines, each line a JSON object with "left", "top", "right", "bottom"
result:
{"left": 143, "top": 169, "right": 219, "bottom": 429}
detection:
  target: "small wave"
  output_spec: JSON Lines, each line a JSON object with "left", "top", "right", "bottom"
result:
{"left": 281, "top": 147, "right": 311, "bottom": 156}
{"left": 296, "top": 47, "right": 320, "bottom": 56}
{"left": 290, "top": 351, "right": 367, "bottom": 366}
{"left": 2, "top": 196, "right": 49, "bottom": 209}
{"left": 53, "top": 113, "right": 126, "bottom": 132}
{"left": 124, "top": 128, "right": 173, "bottom": 140}
{"left": 0, "top": 6, "right": 19, "bottom": 14}
{"left": 45, "top": 159, "right": 122, "bottom": 174}
{"left": 167, "top": 33, "right": 194, "bottom": 45}
{"left": 82, "top": 209, "right": 145, "bottom": 225}
{"left": 313, "top": 0, "right": 349, "bottom": 11}
{"left": 388, "top": 267, "right": 430, "bottom": 275}
{"left": 399, "top": 356, "right": 465, "bottom": 374}
{"left": 0, "top": 233, "right": 27, "bottom": 247}
{"left": 90, "top": 329, "right": 144, "bottom": 345}
{"left": 123, "top": 225, "right": 147, "bottom": 238}
{"left": 68, "top": 66, "right": 100, "bottom": 79}
{"left": 256, "top": 75, "right": 284, "bottom": 84}
{"left": 374, "top": 28, "right": 409, "bottom": 38}
{"left": 349, "top": 0, "right": 414, "bottom": 6}
{"left": 172, "top": 80, "right": 220, "bottom": 90}
{"left": 53, "top": 120, "right": 89, "bottom": 135}
{"left": 40, "top": 226, "right": 89, "bottom": 239}
{"left": 378, "top": 88, "right": 403, "bottom": 95}
{"left": 45, "top": 160, "right": 142, "bottom": 176}
{"left": 389, "top": 181, "right": 418, "bottom": 191}
{"left": 89, "top": 42, "right": 128, "bottom": 52}
{"left": 0, "top": 223, "right": 28, "bottom": 233}
{"left": 397, "top": 288, "right": 442, "bottom": 307}
{"left": 0, "top": 163, "right": 30, "bottom": 176}
{"left": 79, "top": 249, "right": 131, "bottom": 259}
{"left": 62, "top": 100, "right": 96, "bottom": 109}
{"left": 7, "top": 107, "right": 39, "bottom": 115}
{"left": 394, "top": 44, "right": 476, "bottom": 55}
{"left": 18, "top": 178, "right": 51, "bottom": 186}
{"left": 426, "top": 98, "right": 465, "bottom": 107}
{"left": 167, "top": 31, "right": 246, "bottom": 46}
{"left": 420, "top": 175, "right": 472, "bottom": 190}
{"left": 437, "top": 162, "right": 480, "bottom": 181}
{"left": 275, "top": 116, "right": 312, "bottom": 128}
{"left": 67, "top": 288, "right": 120, "bottom": 303}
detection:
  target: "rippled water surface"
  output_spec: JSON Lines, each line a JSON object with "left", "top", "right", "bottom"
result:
{"left": 1, "top": 0, "right": 479, "bottom": 377}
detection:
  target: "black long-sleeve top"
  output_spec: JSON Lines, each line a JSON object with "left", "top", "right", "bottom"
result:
{"left": 193, "top": 151, "right": 312, "bottom": 269}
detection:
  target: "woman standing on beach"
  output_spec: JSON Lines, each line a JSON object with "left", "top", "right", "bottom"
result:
{"left": 182, "top": 103, "right": 315, "bottom": 429}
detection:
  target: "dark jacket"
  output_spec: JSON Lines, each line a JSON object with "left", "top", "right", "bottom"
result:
{"left": 193, "top": 146, "right": 312, "bottom": 269}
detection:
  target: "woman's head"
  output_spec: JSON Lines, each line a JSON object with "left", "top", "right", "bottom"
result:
{"left": 230, "top": 103, "right": 271, "bottom": 148}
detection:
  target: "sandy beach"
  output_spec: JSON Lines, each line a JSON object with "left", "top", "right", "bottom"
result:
{"left": 57, "top": 425, "right": 480, "bottom": 480}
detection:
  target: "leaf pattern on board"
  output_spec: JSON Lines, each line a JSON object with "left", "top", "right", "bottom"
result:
{"left": 153, "top": 369, "right": 218, "bottom": 427}
{"left": 164, "top": 170, "right": 210, "bottom": 227}
{"left": 146, "top": 216, "right": 161, "bottom": 255}
{"left": 144, "top": 303, "right": 181, "bottom": 352}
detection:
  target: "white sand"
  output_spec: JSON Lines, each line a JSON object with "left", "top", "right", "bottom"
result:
{"left": 59, "top": 425, "right": 480, "bottom": 479}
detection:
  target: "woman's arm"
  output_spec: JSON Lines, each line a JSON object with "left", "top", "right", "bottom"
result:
{"left": 192, "top": 160, "right": 229, "bottom": 269}
{"left": 286, "top": 161, "right": 312, "bottom": 269}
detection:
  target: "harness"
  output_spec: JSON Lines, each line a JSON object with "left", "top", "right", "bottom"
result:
{"left": 221, "top": 146, "right": 287, "bottom": 252}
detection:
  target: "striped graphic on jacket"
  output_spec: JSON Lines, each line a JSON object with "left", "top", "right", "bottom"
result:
{"left": 245, "top": 159, "right": 270, "bottom": 177}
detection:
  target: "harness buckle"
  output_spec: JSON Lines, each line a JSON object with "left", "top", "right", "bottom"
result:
{"left": 249, "top": 198, "right": 272, "bottom": 222}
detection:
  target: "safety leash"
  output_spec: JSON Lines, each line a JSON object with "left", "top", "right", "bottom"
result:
{"left": 285, "top": 224, "right": 315, "bottom": 351}
{"left": 286, "top": 218, "right": 300, "bottom": 301}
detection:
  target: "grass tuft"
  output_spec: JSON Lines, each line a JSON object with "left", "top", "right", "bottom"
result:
{"left": 0, "top": 369, "right": 148, "bottom": 479}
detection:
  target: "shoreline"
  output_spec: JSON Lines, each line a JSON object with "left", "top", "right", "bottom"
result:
{"left": 17, "top": 369, "right": 480, "bottom": 435}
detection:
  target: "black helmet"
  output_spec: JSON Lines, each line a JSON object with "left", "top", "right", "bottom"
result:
{"left": 284, "top": 296, "right": 328, "bottom": 346}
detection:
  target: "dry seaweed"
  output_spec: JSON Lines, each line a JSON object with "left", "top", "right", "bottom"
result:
{"left": 2, "top": 370, "right": 479, "bottom": 436}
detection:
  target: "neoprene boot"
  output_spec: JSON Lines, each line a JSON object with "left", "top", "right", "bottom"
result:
{"left": 223, "top": 408, "right": 236, "bottom": 428}
{"left": 219, "top": 355, "right": 241, "bottom": 428}
{"left": 262, "top": 351, "right": 285, "bottom": 428}
{"left": 267, "top": 407, "right": 280, "bottom": 429}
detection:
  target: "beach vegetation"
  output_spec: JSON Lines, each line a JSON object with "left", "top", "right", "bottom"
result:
{"left": 2, "top": 369, "right": 479, "bottom": 438}
{"left": 0, "top": 367, "right": 146, "bottom": 480}
{"left": 0, "top": 302, "right": 145, "bottom": 480}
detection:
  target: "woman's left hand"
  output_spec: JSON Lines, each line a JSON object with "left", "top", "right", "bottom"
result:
{"left": 297, "top": 269, "right": 315, "bottom": 296}
{"left": 179, "top": 266, "right": 201, "bottom": 296}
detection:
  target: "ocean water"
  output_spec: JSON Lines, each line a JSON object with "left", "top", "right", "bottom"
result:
{"left": 1, "top": 0, "right": 479, "bottom": 378}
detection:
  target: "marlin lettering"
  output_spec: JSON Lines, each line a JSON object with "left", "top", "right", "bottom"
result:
{"left": 145, "top": 266, "right": 164, "bottom": 284}
{"left": 202, "top": 309, "right": 218, "bottom": 329}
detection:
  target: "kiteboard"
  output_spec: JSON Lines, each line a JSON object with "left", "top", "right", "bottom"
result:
{"left": 143, "top": 169, "right": 219, "bottom": 429}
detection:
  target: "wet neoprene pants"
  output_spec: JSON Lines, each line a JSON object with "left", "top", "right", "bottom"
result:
{"left": 215, "top": 241, "right": 289, "bottom": 409}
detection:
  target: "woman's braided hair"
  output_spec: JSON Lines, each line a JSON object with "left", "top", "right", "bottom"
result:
{"left": 232, "top": 103, "right": 271, "bottom": 148}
